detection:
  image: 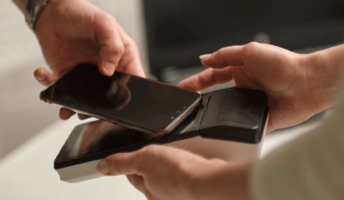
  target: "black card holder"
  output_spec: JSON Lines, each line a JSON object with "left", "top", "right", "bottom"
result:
{"left": 163, "top": 88, "right": 269, "bottom": 144}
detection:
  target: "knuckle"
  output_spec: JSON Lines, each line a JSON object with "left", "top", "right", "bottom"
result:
{"left": 106, "top": 154, "right": 124, "bottom": 174}
{"left": 132, "top": 146, "right": 153, "bottom": 173}
{"left": 214, "top": 47, "right": 227, "bottom": 57}
{"left": 96, "top": 12, "right": 116, "bottom": 24}
{"left": 138, "top": 145, "right": 155, "bottom": 158}
{"left": 112, "top": 43, "right": 124, "bottom": 55}
{"left": 209, "top": 69, "right": 219, "bottom": 85}
{"left": 243, "top": 42, "right": 260, "bottom": 58}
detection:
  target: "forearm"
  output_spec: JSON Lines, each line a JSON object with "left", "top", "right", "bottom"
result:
{"left": 12, "top": 0, "right": 28, "bottom": 13}
{"left": 314, "top": 44, "right": 344, "bottom": 72}
{"left": 304, "top": 44, "right": 344, "bottom": 93}
{"left": 296, "top": 44, "right": 344, "bottom": 113}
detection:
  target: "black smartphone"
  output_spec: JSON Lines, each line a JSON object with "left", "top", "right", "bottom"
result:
{"left": 40, "top": 63, "right": 201, "bottom": 137}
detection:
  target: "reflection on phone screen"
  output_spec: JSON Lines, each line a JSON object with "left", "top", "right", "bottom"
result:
{"left": 65, "top": 121, "right": 154, "bottom": 161}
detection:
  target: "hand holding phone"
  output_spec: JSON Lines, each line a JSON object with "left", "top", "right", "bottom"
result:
{"left": 41, "top": 63, "right": 201, "bottom": 137}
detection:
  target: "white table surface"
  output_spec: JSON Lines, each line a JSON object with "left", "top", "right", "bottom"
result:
{"left": 0, "top": 116, "right": 320, "bottom": 200}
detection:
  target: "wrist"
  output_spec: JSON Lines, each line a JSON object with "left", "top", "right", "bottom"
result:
{"left": 299, "top": 46, "right": 343, "bottom": 110}
{"left": 303, "top": 45, "right": 344, "bottom": 80}
{"left": 34, "top": 0, "right": 94, "bottom": 35}
{"left": 34, "top": 0, "right": 88, "bottom": 30}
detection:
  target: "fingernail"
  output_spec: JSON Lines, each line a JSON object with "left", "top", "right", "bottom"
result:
{"left": 36, "top": 75, "right": 45, "bottom": 81}
{"left": 104, "top": 62, "right": 115, "bottom": 76}
{"left": 199, "top": 54, "right": 211, "bottom": 60}
{"left": 97, "top": 159, "right": 110, "bottom": 175}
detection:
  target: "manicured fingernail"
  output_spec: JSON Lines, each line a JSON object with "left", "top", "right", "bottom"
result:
{"left": 199, "top": 54, "right": 211, "bottom": 60}
{"left": 36, "top": 75, "right": 45, "bottom": 81}
{"left": 104, "top": 62, "right": 115, "bottom": 76}
{"left": 97, "top": 160, "right": 110, "bottom": 175}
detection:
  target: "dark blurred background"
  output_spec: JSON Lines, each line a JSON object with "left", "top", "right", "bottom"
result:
{"left": 143, "top": 0, "right": 344, "bottom": 85}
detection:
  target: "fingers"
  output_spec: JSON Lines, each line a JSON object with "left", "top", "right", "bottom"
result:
{"left": 97, "top": 150, "right": 144, "bottom": 176}
{"left": 34, "top": 68, "right": 58, "bottom": 87}
{"left": 60, "top": 108, "right": 90, "bottom": 120}
{"left": 179, "top": 43, "right": 263, "bottom": 91}
{"left": 94, "top": 13, "right": 145, "bottom": 78}
{"left": 200, "top": 45, "right": 245, "bottom": 69}
{"left": 116, "top": 27, "right": 146, "bottom": 78}
{"left": 95, "top": 14, "right": 124, "bottom": 76}
{"left": 178, "top": 67, "right": 235, "bottom": 92}
{"left": 59, "top": 108, "right": 75, "bottom": 120}
{"left": 35, "top": 68, "right": 77, "bottom": 120}
{"left": 78, "top": 113, "right": 90, "bottom": 120}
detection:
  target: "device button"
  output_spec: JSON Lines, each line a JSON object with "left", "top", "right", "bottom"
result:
{"left": 103, "top": 119, "right": 115, "bottom": 124}
{"left": 132, "top": 126, "right": 146, "bottom": 132}
{"left": 116, "top": 121, "right": 127, "bottom": 127}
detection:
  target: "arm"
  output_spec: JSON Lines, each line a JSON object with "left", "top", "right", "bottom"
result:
{"left": 179, "top": 43, "right": 344, "bottom": 132}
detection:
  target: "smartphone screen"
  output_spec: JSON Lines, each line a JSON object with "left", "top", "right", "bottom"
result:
{"left": 41, "top": 63, "right": 200, "bottom": 135}
{"left": 55, "top": 120, "right": 153, "bottom": 165}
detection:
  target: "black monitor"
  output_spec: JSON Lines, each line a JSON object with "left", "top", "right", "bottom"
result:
{"left": 143, "top": 0, "right": 344, "bottom": 80}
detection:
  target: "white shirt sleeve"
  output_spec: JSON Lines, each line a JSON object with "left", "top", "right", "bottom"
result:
{"left": 250, "top": 77, "right": 344, "bottom": 200}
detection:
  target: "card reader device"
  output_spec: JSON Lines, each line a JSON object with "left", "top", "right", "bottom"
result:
{"left": 54, "top": 88, "right": 269, "bottom": 183}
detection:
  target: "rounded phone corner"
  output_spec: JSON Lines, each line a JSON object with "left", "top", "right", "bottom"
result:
{"left": 40, "top": 84, "right": 55, "bottom": 103}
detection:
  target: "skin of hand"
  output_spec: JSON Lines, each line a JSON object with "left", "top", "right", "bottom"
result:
{"left": 23, "top": 0, "right": 144, "bottom": 120}
{"left": 97, "top": 145, "right": 252, "bottom": 200}
{"left": 178, "top": 42, "right": 343, "bottom": 132}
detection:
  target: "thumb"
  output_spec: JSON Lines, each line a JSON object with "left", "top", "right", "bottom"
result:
{"left": 94, "top": 14, "right": 124, "bottom": 76}
{"left": 178, "top": 67, "right": 234, "bottom": 92}
{"left": 200, "top": 45, "right": 245, "bottom": 69}
{"left": 97, "top": 150, "right": 145, "bottom": 176}
{"left": 34, "top": 68, "right": 58, "bottom": 87}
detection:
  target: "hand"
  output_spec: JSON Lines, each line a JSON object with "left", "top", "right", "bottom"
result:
{"left": 178, "top": 42, "right": 340, "bottom": 132}
{"left": 32, "top": 0, "right": 145, "bottom": 120}
{"left": 97, "top": 145, "right": 252, "bottom": 200}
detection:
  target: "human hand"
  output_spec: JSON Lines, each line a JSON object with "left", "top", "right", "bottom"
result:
{"left": 32, "top": 0, "right": 145, "bottom": 120}
{"left": 97, "top": 145, "right": 252, "bottom": 200}
{"left": 178, "top": 42, "right": 339, "bottom": 132}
